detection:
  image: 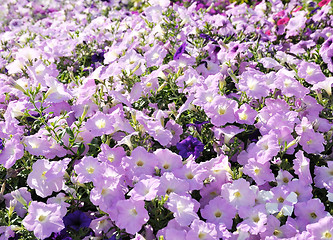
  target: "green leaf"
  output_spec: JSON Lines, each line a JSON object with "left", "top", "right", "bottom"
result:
{"left": 66, "top": 127, "right": 75, "bottom": 138}
{"left": 77, "top": 143, "right": 85, "bottom": 156}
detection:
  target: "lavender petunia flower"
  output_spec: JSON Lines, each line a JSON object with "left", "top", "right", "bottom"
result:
{"left": 176, "top": 135, "right": 204, "bottom": 159}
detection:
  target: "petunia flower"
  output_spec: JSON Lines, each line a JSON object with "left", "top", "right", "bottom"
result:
{"left": 176, "top": 135, "right": 204, "bottom": 159}
{"left": 22, "top": 201, "right": 66, "bottom": 240}
{"left": 166, "top": 192, "right": 200, "bottom": 227}
{"left": 201, "top": 197, "right": 236, "bottom": 229}
{"left": 114, "top": 198, "right": 149, "bottom": 235}
{"left": 63, "top": 210, "right": 92, "bottom": 231}
{"left": 186, "top": 219, "right": 217, "bottom": 240}
{"left": 0, "top": 135, "right": 24, "bottom": 169}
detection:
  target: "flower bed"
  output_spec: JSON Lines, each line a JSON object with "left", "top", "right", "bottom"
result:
{"left": 0, "top": 0, "right": 333, "bottom": 239}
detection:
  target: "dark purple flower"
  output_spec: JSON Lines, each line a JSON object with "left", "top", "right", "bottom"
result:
{"left": 91, "top": 50, "right": 105, "bottom": 63}
{"left": 63, "top": 210, "right": 92, "bottom": 231}
{"left": 310, "top": 7, "right": 320, "bottom": 15}
{"left": 174, "top": 42, "right": 187, "bottom": 60}
{"left": 199, "top": 33, "right": 216, "bottom": 42}
{"left": 0, "top": 139, "right": 3, "bottom": 151}
{"left": 46, "top": 229, "right": 72, "bottom": 240}
{"left": 308, "top": 1, "right": 316, "bottom": 7}
{"left": 176, "top": 135, "right": 204, "bottom": 159}
{"left": 248, "top": 129, "right": 261, "bottom": 143}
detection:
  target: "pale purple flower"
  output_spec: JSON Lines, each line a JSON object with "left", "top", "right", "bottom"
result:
{"left": 275, "top": 68, "right": 309, "bottom": 98}
{"left": 27, "top": 158, "right": 69, "bottom": 198}
{"left": 201, "top": 197, "right": 236, "bottom": 229}
{"left": 157, "top": 172, "right": 190, "bottom": 196}
{"left": 255, "top": 132, "right": 281, "bottom": 164}
{"left": 4, "top": 187, "right": 31, "bottom": 218}
{"left": 165, "top": 119, "right": 183, "bottom": 146}
{"left": 285, "top": 11, "right": 307, "bottom": 38}
{"left": 299, "top": 130, "right": 325, "bottom": 154}
{"left": 22, "top": 201, "right": 66, "bottom": 240}
{"left": 237, "top": 70, "right": 270, "bottom": 99}
{"left": 146, "top": 120, "right": 173, "bottom": 146}
{"left": 173, "top": 158, "right": 208, "bottom": 191}
{"left": 24, "top": 133, "right": 52, "bottom": 157}
{"left": 298, "top": 61, "right": 326, "bottom": 84}
{"left": 115, "top": 198, "right": 149, "bottom": 235}
{"left": 166, "top": 192, "right": 200, "bottom": 227}
{"left": 74, "top": 156, "right": 105, "bottom": 184}
{"left": 314, "top": 161, "right": 333, "bottom": 189}
{"left": 294, "top": 198, "right": 327, "bottom": 231}
{"left": 90, "top": 174, "right": 126, "bottom": 214}
{"left": 264, "top": 185, "right": 298, "bottom": 216}
{"left": 154, "top": 148, "right": 183, "bottom": 173}
{"left": 287, "top": 179, "right": 313, "bottom": 203}
{"left": 199, "top": 181, "right": 223, "bottom": 207}
{"left": 237, "top": 204, "right": 267, "bottom": 235}
{"left": 120, "top": 49, "right": 146, "bottom": 76}
{"left": 205, "top": 95, "right": 238, "bottom": 127}
{"left": 186, "top": 219, "right": 217, "bottom": 240}
{"left": 0, "top": 135, "right": 24, "bottom": 168}
{"left": 156, "top": 219, "right": 189, "bottom": 240}
{"left": 128, "top": 177, "right": 160, "bottom": 201}
{"left": 144, "top": 44, "right": 167, "bottom": 67}
{"left": 243, "top": 158, "right": 275, "bottom": 186}
{"left": 307, "top": 216, "right": 333, "bottom": 240}
{"left": 200, "top": 154, "right": 232, "bottom": 185}
{"left": 123, "top": 146, "right": 158, "bottom": 180}
{"left": 260, "top": 215, "right": 297, "bottom": 239}
{"left": 220, "top": 178, "right": 256, "bottom": 209}
{"left": 89, "top": 216, "right": 115, "bottom": 238}
{"left": 234, "top": 103, "right": 257, "bottom": 125}
{"left": 312, "top": 77, "right": 333, "bottom": 96}
{"left": 85, "top": 111, "right": 115, "bottom": 137}
{"left": 293, "top": 150, "right": 312, "bottom": 185}
{"left": 0, "top": 226, "right": 15, "bottom": 240}
{"left": 275, "top": 170, "right": 294, "bottom": 186}
{"left": 97, "top": 144, "right": 126, "bottom": 167}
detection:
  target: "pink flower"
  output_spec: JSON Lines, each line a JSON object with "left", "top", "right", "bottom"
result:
{"left": 115, "top": 198, "right": 149, "bottom": 235}
{"left": 22, "top": 201, "right": 66, "bottom": 240}
{"left": 277, "top": 17, "right": 289, "bottom": 25}
{"left": 318, "top": 0, "right": 331, "bottom": 7}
